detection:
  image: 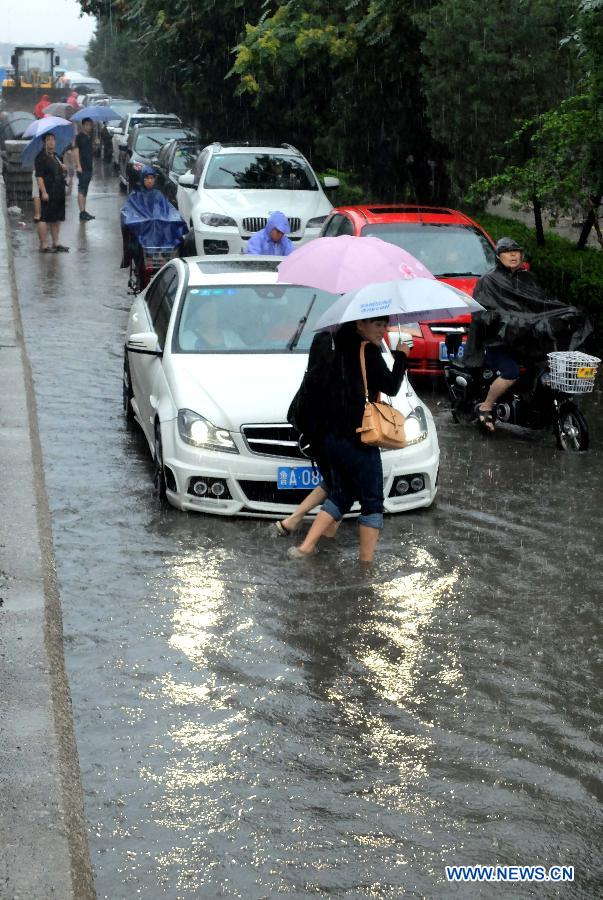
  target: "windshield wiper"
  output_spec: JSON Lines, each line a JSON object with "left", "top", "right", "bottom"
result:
{"left": 287, "top": 293, "right": 317, "bottom": 351}
{"left": 436, "top": 271, "right": 482, "bottom": 278}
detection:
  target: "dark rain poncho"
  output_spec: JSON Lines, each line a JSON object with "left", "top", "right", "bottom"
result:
{"left": 463, "top": 261, "right": 592, "bottom": 367}
{"left": 120, "top": 182, "right": 188, "bottom": 267}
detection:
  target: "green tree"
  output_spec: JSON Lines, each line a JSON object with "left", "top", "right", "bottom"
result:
{"left": 231, "top": 0, "right": 445, "bottom": 199}
{"left": 415, "top": 0, "right": 579, "bottom": 201}
{"left": 467, "top": 0, "right": 603, "bottom": 248}
{"left": 81, "top": 0, "right": 264, "bottom": 137}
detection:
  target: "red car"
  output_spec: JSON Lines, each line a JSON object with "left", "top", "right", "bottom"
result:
{"left": 319, "top": 205, "right": 497, "bottom": 375}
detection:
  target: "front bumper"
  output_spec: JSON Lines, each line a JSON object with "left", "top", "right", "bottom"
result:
{"left": 193, "top": 225, "right": 322, "bottom": 256}
{"left": 160, "top": 422, "right": 439, "bottom": 517}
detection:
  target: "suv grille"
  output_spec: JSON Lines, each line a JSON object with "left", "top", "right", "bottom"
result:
{"left": 242, "top": 217, "right": 301, "bottom": 235}
{"left": 241, "top": 424, "right": 305, "bottom": 460}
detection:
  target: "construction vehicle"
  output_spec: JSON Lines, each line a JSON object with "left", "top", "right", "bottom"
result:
{"left": 1, "top": 46, "right": 65, "bottom": 111}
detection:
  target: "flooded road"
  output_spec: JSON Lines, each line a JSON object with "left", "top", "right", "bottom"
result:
{"left": 10, "top": 164, "right": 603, "bottom": 898}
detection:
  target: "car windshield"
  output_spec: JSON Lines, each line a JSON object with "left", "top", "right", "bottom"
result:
{"left": 134, "top": 130, "right": 190, "bottom": 153}
{"left": 204, "top": 154, "right": 318, "bottom": 191}
{"left": 360, "top": 223, "right": 496, "bottom": 277}
{"left": 175, "top": 284, "right": 337, "bottom": 353}
{"left": 130, "top": 116, "right": 180, "bottom": 132}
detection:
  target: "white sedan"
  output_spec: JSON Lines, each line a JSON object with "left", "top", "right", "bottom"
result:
{"left": 123, "top": 256, "right": 440, "bottom": 516}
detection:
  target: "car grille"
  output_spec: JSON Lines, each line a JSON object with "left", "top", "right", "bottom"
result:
{"left": 241, "top": 424, "right": 306, "bottom": 460}
{"left": 239, "top": 481, "right": 313, "bottom": 504}
{"left": 242, "top": 217, "right": 301, "bottom": 234}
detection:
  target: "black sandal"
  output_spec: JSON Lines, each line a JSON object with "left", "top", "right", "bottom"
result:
{"left": 477, "top": 407, "right": 495, "bottom": 434}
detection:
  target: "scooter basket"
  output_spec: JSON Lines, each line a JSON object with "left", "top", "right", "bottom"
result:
{"left": 142, "top": 246, "right": 179, "bottom": 270}
{"left": 547, "top": 351, "right": 600, "bottom": 394}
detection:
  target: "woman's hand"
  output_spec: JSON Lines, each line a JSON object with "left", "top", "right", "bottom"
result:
{"left": 41, "top": 191, "right": 49, "bottom": 202}
{"left": 394, "top": 341, "right": 413, "bottom": 356}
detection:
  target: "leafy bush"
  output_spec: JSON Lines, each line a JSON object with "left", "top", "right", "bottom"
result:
{"left": 475, "top": 213, "right": 603, "bottom": 355}
{"left": 317, "top": 168, "right": 366, "bottom": 207}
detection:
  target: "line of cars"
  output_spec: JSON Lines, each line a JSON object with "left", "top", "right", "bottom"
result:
{"left": 114, "top": 103, "right": 496, "bottom": 518}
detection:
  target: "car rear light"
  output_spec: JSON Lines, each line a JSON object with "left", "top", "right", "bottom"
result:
{"left": 389, "top": 322, "right": 423, "bottom": 338}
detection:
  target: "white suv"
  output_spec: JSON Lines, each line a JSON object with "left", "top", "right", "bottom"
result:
{"left": 176, "top": 143, "right": 339, "bottom": 255}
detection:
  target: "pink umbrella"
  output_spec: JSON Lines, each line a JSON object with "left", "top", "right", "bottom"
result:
{"left": 276, "top": 234, "right": 434, "bottom": 292}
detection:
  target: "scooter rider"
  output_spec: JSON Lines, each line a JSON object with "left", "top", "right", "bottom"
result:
{"left": 467, "top": 237, "right": 540, "bottom": 432}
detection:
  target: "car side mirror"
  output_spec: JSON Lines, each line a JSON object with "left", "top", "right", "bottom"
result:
{"left": 178, "top": 171, "right": 196, "bottom": 188}
{"left": 322, "top": 176, "right": 340, "bottom": 189}
{"left": 126, "top": 332, "right": 162, "bottom": 356}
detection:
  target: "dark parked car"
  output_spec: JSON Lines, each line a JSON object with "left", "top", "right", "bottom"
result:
{"left": 114, "top": 111, "right": 181, "bottom": 177}
{"left": 153, "top": 137, "right": 201, "bottom": 204}
{"left": 121, "top": 124, "right": 197, "bottom": 192}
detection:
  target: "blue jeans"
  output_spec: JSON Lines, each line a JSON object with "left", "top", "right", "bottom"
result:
{"left": 322, "top": 434, "right": 384, "bottom": 529}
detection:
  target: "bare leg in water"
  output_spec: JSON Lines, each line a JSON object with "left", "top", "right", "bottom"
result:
{"left": 278, "top": 486, "right": 340, "bottom": 538}
{"left": 478, "top": 377, "right": 516, "bottom": 432}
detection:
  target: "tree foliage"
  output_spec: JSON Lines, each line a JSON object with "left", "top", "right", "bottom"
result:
{"left": 467, "top": 0, "right": 603, "bottom": 247}
{"left": 79, "top": 0, "right": 599, "bottom": 225}
{"left": 415, "top": 0, "right": 579, "bottom": 201}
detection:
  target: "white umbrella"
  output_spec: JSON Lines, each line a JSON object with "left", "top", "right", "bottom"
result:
{"left": 313, "top": 277, "right": 484, "bottom": 332}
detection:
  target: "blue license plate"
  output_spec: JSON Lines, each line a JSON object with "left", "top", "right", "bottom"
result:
{"left": 440, "top": 341, "right": 465, "bottom": 362}
{"left": 277, "top": 466, "right": 322, "bottom": 490}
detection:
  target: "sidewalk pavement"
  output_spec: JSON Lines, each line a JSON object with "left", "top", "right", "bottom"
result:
{"left": 0, "top": 162, "right": 95, "bottom": 898}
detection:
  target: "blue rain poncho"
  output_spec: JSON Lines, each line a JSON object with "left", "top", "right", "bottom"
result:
{"left": 246, "top": 211, "right": 295, "bottom": 256}
{"left": 120, "top": 166, "right": 188, "bottom": 250}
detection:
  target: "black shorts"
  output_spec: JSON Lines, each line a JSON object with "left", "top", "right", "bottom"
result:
{"left": 40, "top": 194, "right": 65, "bottom": 223}
{"left": 77, "top": 170, "right": 92, "bottom": 196}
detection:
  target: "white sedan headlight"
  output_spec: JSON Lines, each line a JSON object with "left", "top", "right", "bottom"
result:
{"left": 178, "top": 409, "right": 239, "bottom": 454}
{"left": 199, "top": 213, "right": 237, "bottom": 227}
{"left": 404, "top": 406, "right": 428, "bottom": 445}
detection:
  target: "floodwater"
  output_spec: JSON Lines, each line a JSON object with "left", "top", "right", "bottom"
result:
{"left": 10, "top": 164, "right": 603, "bottom": 898}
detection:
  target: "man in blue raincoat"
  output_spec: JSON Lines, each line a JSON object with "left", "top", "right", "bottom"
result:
{"left": 120, "top": 165, "right": 188, "bottom": 286}
{"left": 246, "top": 210, "right": 295, "bottom": 256}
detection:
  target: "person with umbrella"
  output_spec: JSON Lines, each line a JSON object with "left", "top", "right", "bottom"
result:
{"left": 288, "top": 317, "right": 411, "bottom": 565}
{"left": 34, "top": 131, "right": 69, "bottom": 252}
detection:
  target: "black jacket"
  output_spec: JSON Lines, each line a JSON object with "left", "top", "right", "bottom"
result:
{"left": 464, "top": 262, "right": 591, "bottom": 367}
{"left": 328, "top": 324, "right": 407, "bottom": 439}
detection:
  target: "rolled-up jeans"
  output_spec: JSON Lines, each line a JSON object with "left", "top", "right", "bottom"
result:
{"left": 321, "top": 434, "right": 384, "bottom": 529}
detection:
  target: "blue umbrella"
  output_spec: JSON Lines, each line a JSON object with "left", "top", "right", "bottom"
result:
{"left": 71, "top": 106, "right": 121, "bottom": 122}
{"left": 21, "top": 116, "right": 74, "bottom": 167}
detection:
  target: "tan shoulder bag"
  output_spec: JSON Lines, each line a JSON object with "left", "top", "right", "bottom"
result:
{"left": 356, "top": 341, "right": 407, "bottom": 450}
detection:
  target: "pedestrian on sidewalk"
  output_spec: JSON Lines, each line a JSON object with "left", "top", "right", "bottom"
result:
{"left": 34, "top": 132, "right": 69, "bottom": 253}
{"left": 74, "top": 118, "right": 95, "bottom": 221}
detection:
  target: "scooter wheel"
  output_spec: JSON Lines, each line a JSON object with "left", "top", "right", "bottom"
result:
{"left": 555, "top": 403, "right": 589, "bottom": 451}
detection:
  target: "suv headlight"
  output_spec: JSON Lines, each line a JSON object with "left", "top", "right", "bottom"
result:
{"left": 177, "top": 409, "right": 239, "bottom": 453}
{"left": 306, "top": 215, "right": 327, "bottom": 228}
{"left": 199, "top": 213, "right": 237, "bottom": 227}
{"left": 404, "top": 406, "right": 428, "bottom": 445}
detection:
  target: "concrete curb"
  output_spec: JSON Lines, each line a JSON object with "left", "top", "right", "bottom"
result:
{"left": 0, "top": 162, "right": 95, "bottom": 897}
